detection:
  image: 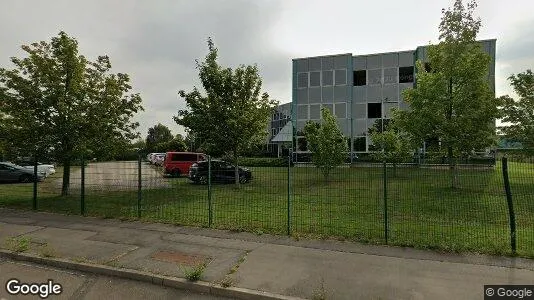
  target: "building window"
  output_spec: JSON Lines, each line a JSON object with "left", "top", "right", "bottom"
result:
{"left": 297, "top": 72, "right": 308, "bottom": 88}
{"left": 322, "top": 70, "right": 333, "bottom": 86}
{"left": 335, "top": 103, "right": 346, "bottom": 118}
{"left": 353, "top": 137, "right": 366, "bottom": 152}
{"left": 367, "top": 103, "right": 382, "bottom": 118}
{"left": 399, "top": 67, "right": 414, "bottom": 83}
{"left": 297, "top": 137, "right": 308, "bottom": 151}
{"left": 278, "top": 127, "right": 282, "bottom": 133}
{"left": 353, "top": 70, "right": 366, "bottom": 86}
{"left": 334, "top": 69, "right": 346, "bottom": 85}
{"left": 322, "top": 104, "right": 333, "bottom": 115}
{"left": 310, "top": 71, "right": 320, "bottom": 87}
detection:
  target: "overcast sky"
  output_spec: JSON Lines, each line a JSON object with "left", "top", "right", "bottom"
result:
{"left": 1, "top": 0, "right": 533, "bottom": 137}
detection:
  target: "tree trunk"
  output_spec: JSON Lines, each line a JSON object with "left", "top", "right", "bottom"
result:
{"left": 61, "top": 158, "right": 71, "bottom": 196}
{"left": 233, "top": 151, "right": 240, "bottom": 187}
{"left": 448, "top": 146, "right": 458, "bottom": 189}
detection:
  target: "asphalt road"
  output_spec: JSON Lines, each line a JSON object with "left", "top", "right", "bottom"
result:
{"left": 0, "top": 258, "right": 230, "bottom": 300}
{"left": 52, "top": 161, "right": 172, "bottom": 191}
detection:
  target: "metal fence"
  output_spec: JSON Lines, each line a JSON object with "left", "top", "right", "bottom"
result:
{"left": 1, "top": 153, "right": 532, "bottom": 258}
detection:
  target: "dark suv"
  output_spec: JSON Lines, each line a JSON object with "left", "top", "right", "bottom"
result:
{"left": 188, "top": 160, "right": 252, "bottom": 184}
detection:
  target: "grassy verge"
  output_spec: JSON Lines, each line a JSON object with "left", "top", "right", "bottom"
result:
{"left": 0, "top": 161, "right": 532, "bottom": 258}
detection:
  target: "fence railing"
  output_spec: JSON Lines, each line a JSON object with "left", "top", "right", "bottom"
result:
{"left": 0, "top": 153, "right": 532, "bottom": 258}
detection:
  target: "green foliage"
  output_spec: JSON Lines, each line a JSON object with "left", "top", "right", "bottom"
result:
{"left": 158, "top": 134, "right": 187, "bottom": 152}
{"left": 499, "top": 70, "right": 534, "bottom": 149}
{"left": 395, "top": 0, "right": 498, "bottom": 157}
{"left": 4, "top": 236, "right": 31, "bottom": 253}
{"left": 174, "top": 38, "right": 278, "bottom": 184}
{"left": 146, "top": 123, "right": 173, "bottom": 152}
{"left": 394, "top": 0, "right": 499, "bottom": 187}
{"left": 225, "top": 157, "right": 288, "bottom": 167}
{"left": 304, "top": 107, "right": 347, "bottom": 181}
{"left": 0, "top": 32, "right": 143, "bottom": 195}
{"left": 181, "top": 262, "right": 207, "bottom": 281}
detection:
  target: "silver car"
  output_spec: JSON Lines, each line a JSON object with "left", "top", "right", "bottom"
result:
{"left": 0, "top": 162, "right": 44, "bottom": 183}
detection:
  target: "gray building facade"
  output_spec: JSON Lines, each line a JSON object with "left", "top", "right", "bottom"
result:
{"left": 290, "top": 39, "right": 496, "bottom": 155}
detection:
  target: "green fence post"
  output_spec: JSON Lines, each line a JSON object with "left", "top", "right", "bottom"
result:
{"left": 502, "top": 157, "right": 517, "bottom": 255}
{"left": 32, "top": 154, "right": 38, "bottom": 210}
{"left": 287, "top": 154, "right": 291, "bottom": 236}
{"left": 208, "top": 155, "right": 212, "bottom": 227}
{"left": 137, "top": 153, "right": 142, "bottom": 218}
{"left": 383, "top": 161, "right": 388, "bottom": 244}
{"left": 81, "top": 154, "right": 85, "bottom": 216}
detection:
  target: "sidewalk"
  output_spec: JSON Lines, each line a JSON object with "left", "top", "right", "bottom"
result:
{"left": 1, "top": 208, "right": 533, "bottom": 300}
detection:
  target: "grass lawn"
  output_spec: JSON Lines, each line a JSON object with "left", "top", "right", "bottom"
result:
{"left": 1, "top": 161, "right": 532, "bottom": 258}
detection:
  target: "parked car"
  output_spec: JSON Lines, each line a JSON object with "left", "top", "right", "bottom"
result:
{"left": 16, "top": 161, "right": 56, "bottom": 177}
{"left": 188, "top": 160, "right": 252, "bottom": 184}
{"left": 149, "top": 152, "right": 166, "bottom": 165}
{"left": 0, "top": 162, "right": 44, "bottom": 183}
{"left": 163, "top": 152, "right": 206, "bottom": 177}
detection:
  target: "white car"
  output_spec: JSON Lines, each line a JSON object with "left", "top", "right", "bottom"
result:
{"left": 18, "top": 162, "right": 56, "bottom": 177}
{"left": 150, "top": 153, "right": 166, "bottom": 165}
{"left": 154, "top": 154, "right": 166, "bottom": 166}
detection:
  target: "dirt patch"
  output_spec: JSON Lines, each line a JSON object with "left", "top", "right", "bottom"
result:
{"left": 151, "top": 250, "right": 210, "bottom": 266}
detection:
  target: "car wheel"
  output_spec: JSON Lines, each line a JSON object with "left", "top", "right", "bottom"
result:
{"left": 199, "top": 175, "right": 208, "bottom": 185}
{"left": 19, "top": 175, "right": 32, "bottom": 183}
{"left": 172, "top": 170, "right": 180, "bottom": 178}
{"left": 239, "top": 175, "right": 248, "bottom": 184}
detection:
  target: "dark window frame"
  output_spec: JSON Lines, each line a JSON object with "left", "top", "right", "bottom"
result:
{"left": 367, "top": 103, "right": 382, "bottom": 119}
{"left": 309, "top": 71, "right": 321, "bottom": 87}
{"left": 353, "top": 70, "right": 366, "bottom": 86}
{"left": 399, "top": 66, "right": 414, "bottom": 83}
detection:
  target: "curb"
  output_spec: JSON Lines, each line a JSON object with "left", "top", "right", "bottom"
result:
{"left": 0, "top": 250, "right": 304, "bottom": 300}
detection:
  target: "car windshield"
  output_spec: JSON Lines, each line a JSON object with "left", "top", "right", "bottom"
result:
{"left": 2, "top": 162, "right": 23, "bottom": 169}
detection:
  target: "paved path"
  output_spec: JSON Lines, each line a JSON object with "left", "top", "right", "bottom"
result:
{"left": 1, "top": 208, "right": 533, "bottom": 300}
{"left": 0, "top": 258, "right": 228, "bottom": 300}
{"left": 52, "top": 161, "right": 171, "bottom": 191}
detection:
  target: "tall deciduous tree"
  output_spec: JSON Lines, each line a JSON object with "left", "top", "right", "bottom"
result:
{"left": 146, "top": 123, "right": 173, "bottom": 152}
{"left": 304, "top": 107, "right": 347, "bottom": 182}
{"left": 499, "top": 70, "right": 534, "bottom": 150}
{"left": 175, "top": 38, "right": 277, "bottom": 185}
{"left": 0, "top": 32, "right": 143, "bottom": 195}
{"left": 395, "top": 0, "right": 499, "bottom": 188}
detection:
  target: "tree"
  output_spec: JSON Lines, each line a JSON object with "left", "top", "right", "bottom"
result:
{"left": 304, "top": 107, "right": 347, "bottom": 182}
{"left": 0, "top": 32, "right": 143, "bottom": 195}
{"left": 145, "top": 123, "right": 173, "bottom": 152}
{"left": 174, "top": 38, "right": 277, "bottom": 185}
{"left": 499, "top": 70, "right": 534, "bottom": 150}
{"left": 368, "top": 119, "right": 413, "bottom": 177}
{"left": 157, "top": 134, "right": 187, "bottom": 153}
{"left": 394, "top": 0, "right": 499, "bottom": 188}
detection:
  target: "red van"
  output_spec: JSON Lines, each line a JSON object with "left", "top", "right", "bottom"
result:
{"left": 164, "top": 152, "right": 206, "bottom": 177}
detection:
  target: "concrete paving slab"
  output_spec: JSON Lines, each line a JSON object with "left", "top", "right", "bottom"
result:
{"left": 22, "top": 227, "right": 98, "bottom": 241}
{"left": 177, "top": 226, "right": 284, "bottom": 244}
{"left": 86, "top": 226, "right": 168, "bottom": 247}
{"left": 0, "top": 217, "right": 37, "bottom": 225}
{"left": 114, "top": 243, "right": 245, "bottom": 282}
{"left": 0, "top": 222, "right": 44, "bottom": 242}
{"left": 235, "top": 243, "right": 534, "bottom": 300}
{"left": 164, "top": 233, "right": 264, "bottom": 251}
